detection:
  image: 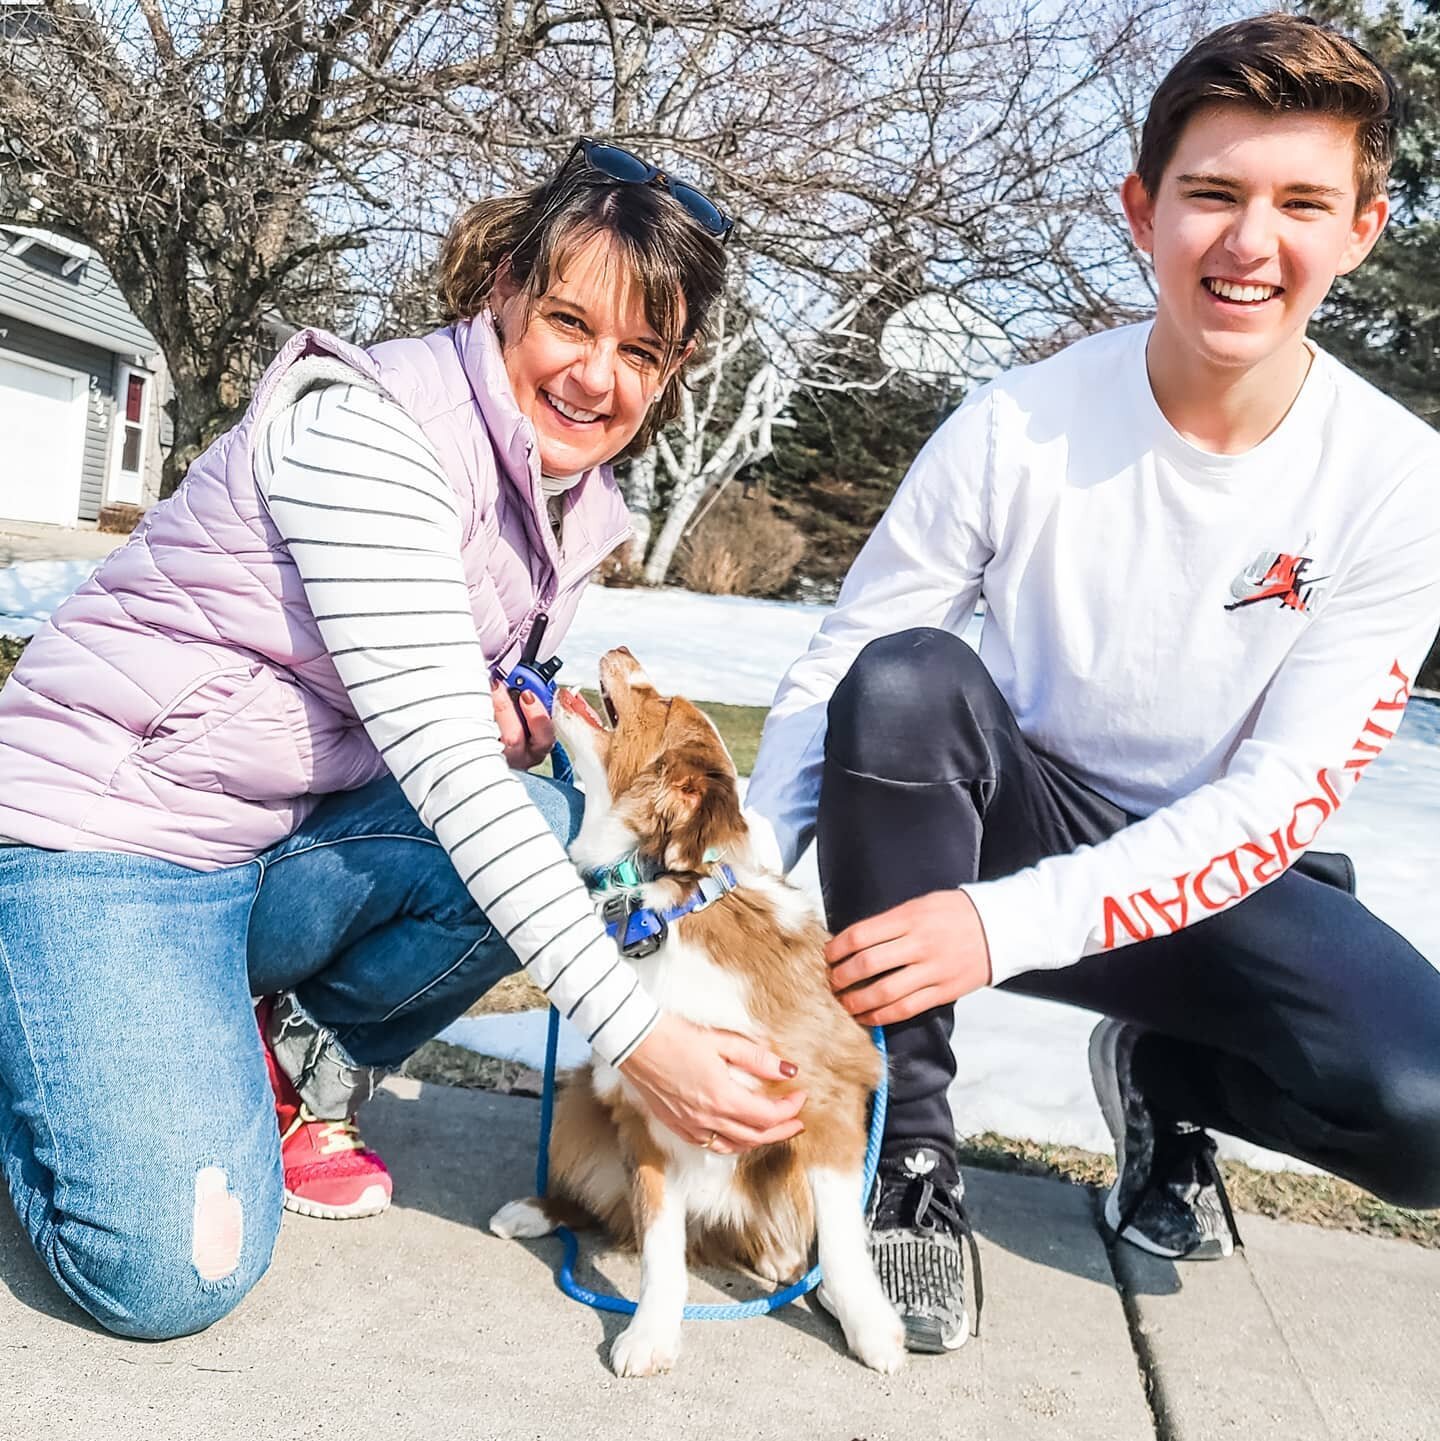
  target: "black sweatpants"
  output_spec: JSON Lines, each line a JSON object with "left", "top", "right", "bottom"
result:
{"left": 816, "top": 628, "right": 1440, "bottom": 1208}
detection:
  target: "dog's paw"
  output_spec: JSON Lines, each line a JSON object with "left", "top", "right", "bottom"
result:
{"left": 751, "top": 1250, "right": 806, "bottom": 1287}
{"left": 848, "top": 1311, "right": 907, "bottom": 1375}
{"left": 610, "top": 1318, "right": 681, "bottom": 1378}
{"left": 488, "top": 1198, "right": 554, "bottom": 1239}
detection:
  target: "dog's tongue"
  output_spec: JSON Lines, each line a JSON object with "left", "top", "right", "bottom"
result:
{"left": 557, "top": 687, "right": 606, "bottom": 730}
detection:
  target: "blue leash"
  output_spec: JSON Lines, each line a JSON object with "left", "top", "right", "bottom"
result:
{"left": 536, "top": 1005, "right": 888, "bottom": 1320}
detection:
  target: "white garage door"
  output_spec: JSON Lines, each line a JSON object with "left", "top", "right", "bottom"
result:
{"left": 0, "top": 349, "right": 87, "bottom": 527}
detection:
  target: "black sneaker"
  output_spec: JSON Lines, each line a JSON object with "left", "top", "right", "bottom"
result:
{"left": 859, "top": 1146, "right": 982, "bottom": 1352}
{"left": 1089, "top": 1018, "right": 1243, "bottom": 1260}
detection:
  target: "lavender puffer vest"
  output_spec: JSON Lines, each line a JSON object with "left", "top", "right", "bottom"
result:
{"left": 0, "top": 317, "right": 630, "bottom": 868}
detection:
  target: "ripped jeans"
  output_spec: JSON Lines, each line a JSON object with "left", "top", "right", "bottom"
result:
{"left": 0, "top": 772, "right": 581, "bottom": 1340}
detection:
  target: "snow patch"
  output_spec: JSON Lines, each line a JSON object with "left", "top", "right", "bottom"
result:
{"left": 0, "top": 559, "right": 98, "bottom": 636}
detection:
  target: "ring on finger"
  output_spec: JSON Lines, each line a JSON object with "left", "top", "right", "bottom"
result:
{"left": 701, "top": 1130, "right": 719, "bottom": 1151}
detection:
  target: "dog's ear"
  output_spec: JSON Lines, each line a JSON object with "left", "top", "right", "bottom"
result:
{"left": 656, "top": 746, "right": 749, "bottom": 872}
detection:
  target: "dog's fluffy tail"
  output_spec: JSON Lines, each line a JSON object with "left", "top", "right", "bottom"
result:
{"left": 489, "top": 1193, "right": 596, "bottom": 1239}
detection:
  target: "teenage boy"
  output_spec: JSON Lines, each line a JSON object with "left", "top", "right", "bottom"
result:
{"left": 747, "top": 12, "right": 1440, "bottom": 1354}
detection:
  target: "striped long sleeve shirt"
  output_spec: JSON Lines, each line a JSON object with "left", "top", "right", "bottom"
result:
{"left": 255, "top": 378, "right": 659, "bottom": 1066}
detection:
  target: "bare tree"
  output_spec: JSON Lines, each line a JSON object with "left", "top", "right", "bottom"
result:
{"left": 437, "top": 0, "right": 1214, "bottom": 582}
{"left": 0, "top": 1, "right": 583, "bottom": 493}
{"left": 2, "top": 0, "right": 1204, "bottom": 568}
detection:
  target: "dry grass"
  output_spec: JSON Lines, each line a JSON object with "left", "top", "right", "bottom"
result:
{"left": 468, "top": 972, "right": 548, "bottom": 1014}
{"left": 956, "top": 1131, "right": 1440, "bottom": 1248}
{"left": 399, "top": 1039, "right": 541, "bottom": 1096}
{"left": 678, "top": 490, "right": 804, "bottom": 597}
{"left": 0, "top": 636, "right": 26, "bottom": 685}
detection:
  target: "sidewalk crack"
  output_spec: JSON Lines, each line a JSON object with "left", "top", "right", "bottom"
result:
{"left": 1093, "top": 1188, "right": 1169, "bottom": 1441}
{"left": 1093, "top": 1188, "right": 1335, "bottom": 1441}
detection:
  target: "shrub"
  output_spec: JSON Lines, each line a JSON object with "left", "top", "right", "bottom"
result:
{"left": 97, "top": 502, "right": 145, "bottom": 535}
{"left": 0, "top": 635, "right": 28, "bottom": 686}
{"left": 594, "top": 537, "right": 643, "bottom": 588}
{"left": 677, "top": 489, "right": 805, "bottom": 597}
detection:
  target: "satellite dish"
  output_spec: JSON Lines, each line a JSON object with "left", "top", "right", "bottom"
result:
{"left": 880, "top": 293, "right": 1011, "bottom": 384}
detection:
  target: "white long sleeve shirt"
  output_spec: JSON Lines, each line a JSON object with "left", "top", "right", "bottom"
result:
{"left": 746, "top": 322, "right": 1440, "bottom": 985}
{"left": 256, "top": 378, "right": 657, "bottom": 1065}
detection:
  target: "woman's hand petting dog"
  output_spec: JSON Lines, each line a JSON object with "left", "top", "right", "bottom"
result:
{"left": 619, "top": 1013, "right": 806, "bottom": 1155}
{"left": 490, "top": 680, "right": 555, "bottom": 770}
{"left": 826, "top": 889, "right": 993, "bottom": 1026}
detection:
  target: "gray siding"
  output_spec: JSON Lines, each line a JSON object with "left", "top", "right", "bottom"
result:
{"left": 0, "top": 313, "right": 114, "bottom": 520}
{"left": 0, "top": 231, "right": 168, "bottom": 523}
{"left": 0, "top": 231, "right": 155, "bottom": 355}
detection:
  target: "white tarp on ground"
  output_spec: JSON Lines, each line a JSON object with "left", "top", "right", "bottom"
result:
{"left": 5, "top": 561, "right": 1437, "bottom": 1167}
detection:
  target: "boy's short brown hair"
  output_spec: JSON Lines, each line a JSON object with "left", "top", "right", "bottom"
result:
{"left": 1137, "top": 12, "right": 1397, "bottom": 211}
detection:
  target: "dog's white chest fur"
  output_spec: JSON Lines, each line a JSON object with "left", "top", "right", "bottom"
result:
{"left": 653, "top": 1129, "right": 749, "bottom": 1227}
{"left": 593, "top": 928, "right": 760, "bottom": 1223}
{"left": 636, "top": 928, "right": 755, "bottom": 1033}
{"left": 595, "top": 929, "right": 757, "bottom": 1088}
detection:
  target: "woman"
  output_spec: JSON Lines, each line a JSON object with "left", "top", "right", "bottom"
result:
{"left": 0, "top": 141, "right": 805, "bottom": 1340}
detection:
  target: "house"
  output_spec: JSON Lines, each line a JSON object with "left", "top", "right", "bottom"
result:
{"left": 0, "top": 223, "right": 168, "bottom": 528}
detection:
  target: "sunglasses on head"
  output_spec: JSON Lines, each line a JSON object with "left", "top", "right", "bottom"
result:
{"left": 559, "top": 137, "right": 735, "bottom": 241}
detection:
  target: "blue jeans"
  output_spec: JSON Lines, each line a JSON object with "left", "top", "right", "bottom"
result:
{"left": 0, "top": 772, "right": 581, "bottom": 1340}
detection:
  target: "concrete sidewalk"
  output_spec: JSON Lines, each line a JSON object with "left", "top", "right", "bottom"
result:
{"left": 0, "top": 520, "right": 125, "bottom": 567}
{"left": 1, "top": 1080, "right": 1436, "bottom": 1441}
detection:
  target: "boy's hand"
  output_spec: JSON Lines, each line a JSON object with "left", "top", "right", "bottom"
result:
{"left": 825, "top": 891, "right": 992, "bottom": 1026}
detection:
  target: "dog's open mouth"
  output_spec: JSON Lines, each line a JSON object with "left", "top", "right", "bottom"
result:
{"left": 557, "top": 686, "right": 608, "bottom": 731}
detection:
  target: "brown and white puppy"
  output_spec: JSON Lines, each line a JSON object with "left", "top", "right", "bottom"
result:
{"left": 489, "top": 647, "right": 904, "bottom": 1377}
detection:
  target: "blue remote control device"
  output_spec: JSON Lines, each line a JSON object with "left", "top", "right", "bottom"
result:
{"left": 505, "top": 613, "right": 573, "bottom": 784}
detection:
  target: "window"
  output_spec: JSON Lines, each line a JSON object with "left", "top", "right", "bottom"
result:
{"left": 109, "top": 364, "right": 152, "bottom": 506}
{"left": 120, "top": 372, "right": 145, "bottom": 471}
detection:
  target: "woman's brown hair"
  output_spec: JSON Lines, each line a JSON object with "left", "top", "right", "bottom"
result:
{"left": 437, "top": 149, "right": 729, "bottom": 458}
{"left": 1137, "top": 13, "right": 1398, "bottom": 212}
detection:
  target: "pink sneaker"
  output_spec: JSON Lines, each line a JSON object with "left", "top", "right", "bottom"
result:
{"left": 257, "top": 1001, "right": 393, "bottom": 1220}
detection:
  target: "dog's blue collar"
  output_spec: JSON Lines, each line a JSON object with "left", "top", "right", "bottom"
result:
{"left": 590, "top": 862, "right": 738, "bottom": 960}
